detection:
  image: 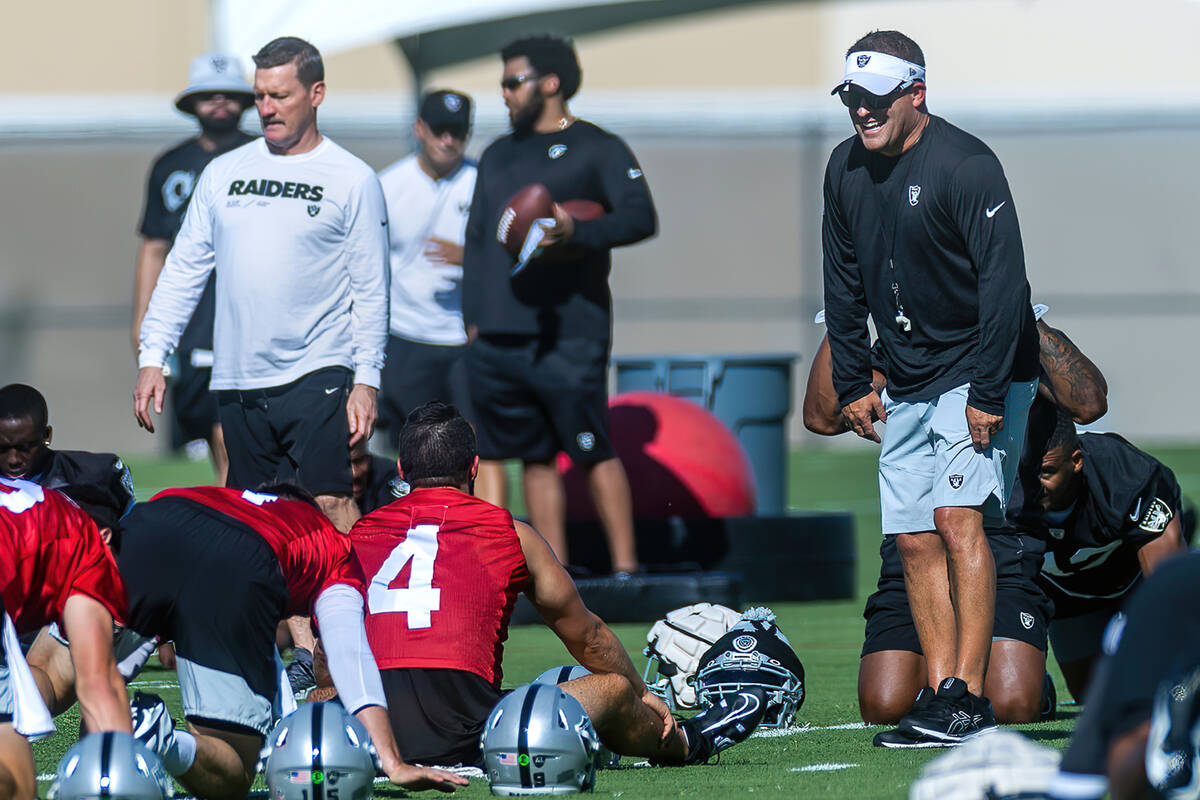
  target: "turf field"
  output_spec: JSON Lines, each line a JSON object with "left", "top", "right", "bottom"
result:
{"left": 31, "top": 444, "right": 1200, "bottom": 797}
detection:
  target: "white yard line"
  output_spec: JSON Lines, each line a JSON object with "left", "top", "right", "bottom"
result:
{"left": 128, "top": 680, "right": 179, "bottom": 689}
{"left": 752, "top": 721, "right": 877, "bottom": 738}
{"left": 791, "top": 763, "right": 859, "bottom": 773}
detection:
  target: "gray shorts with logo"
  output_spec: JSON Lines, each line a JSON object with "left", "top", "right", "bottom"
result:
{"left": 878, "top": 380, "right": 1038, "bottom": 534}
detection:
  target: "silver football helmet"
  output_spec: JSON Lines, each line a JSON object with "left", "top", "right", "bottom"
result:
{"left": 48, "top": 732, "right": 173, "bottom": 800}
{"left": 259, "top": 702, "right": 379, "bottom": 800}
{"left": 481, "top": 683, "right": 600, "bottom": 795}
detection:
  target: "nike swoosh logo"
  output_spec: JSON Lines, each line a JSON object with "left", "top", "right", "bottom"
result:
{"left": 700, "top": 692, "right": 762, "bottom": 735}
{"left": 324, "top": 387, "right": 340, "bottom": 395}
{"left": 1130, "top": 497, "right": 1142, "bottom": 522}
{"left": 985, "top": 202, "right": 1006, "bottom": 218}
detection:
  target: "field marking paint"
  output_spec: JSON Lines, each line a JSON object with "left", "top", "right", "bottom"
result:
{"left": 752, "top": 721, "right": 876, "bottom": 738}
{"left": 128, "top": 680, "right": 179, "bottom": 689}
{"left": 37, "top": 773, "right": 54, "bottom": 781}
{"left": 791, "top": 763, "right": 859, "bottom": 773}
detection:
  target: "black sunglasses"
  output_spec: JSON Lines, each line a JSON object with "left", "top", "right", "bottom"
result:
{"left": 429, "top": 124, "right": 468, "bottom": 139}
{"left": 500, "top": 73, "right": 539, "bottom": 91}
{"left": 838, "top": 84, "right": 911, "bottom": 111}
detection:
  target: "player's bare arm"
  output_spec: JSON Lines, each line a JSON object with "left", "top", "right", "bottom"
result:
{"left": 132, "top": 367, "right": 167, "bottom": 432}
{"left": 26, "top": 628, "right": 78, "bottom": 716}
{"left": 352, "top": 706, "right": 467, "bottom": 792}
{"left": 1036, "top": 319, "right": 1109, "bottom": 424}
{"left": 60, "top": 595, "right": 130, "bottom": 734}
{"left": 131, "top": 238, "right": 171, "bottom": 354}
{"left": 1137, "top": 516, "right": 1186, "bottom": 576}
{"left": 805, "top": 335, "right": 886, "bottom": 436}
{"left": 841, "top": 390, "right": 887, "bottom": 444}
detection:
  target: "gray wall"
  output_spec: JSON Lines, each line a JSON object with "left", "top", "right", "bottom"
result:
{"left": 2, "top": 111, "right": 1196, "bottom": 456}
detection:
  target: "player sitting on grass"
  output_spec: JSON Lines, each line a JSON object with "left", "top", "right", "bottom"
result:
{"left": 0, "top": 479, "right": 133, "bottom": 800}
{"left": 803, "top": 312, "right": 1108, "bottom": 738}
{"left": 328, "top": 402, "right": 766, "bottom": 767}
{"left": 107, "top": 484, "right": 466, "bottom": 799}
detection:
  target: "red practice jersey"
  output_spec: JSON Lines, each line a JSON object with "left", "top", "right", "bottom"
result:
{"left": 349, "top": 487, "right": 530, "bottom": 687}
{"left": 152, "top": 486, "right": 363, "bottom": 615}
{"left": 0, "top": 478, "right": 127, "bottom": 634}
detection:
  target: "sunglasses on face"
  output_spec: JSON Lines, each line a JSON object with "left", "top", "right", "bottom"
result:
{"left": 838, "top": 84, "right": 910, "bottom": 111}
{"left": 429, "top": 124, "right": 468, "bottom": 139}
{"left": 500, "top": 73, "right": 539, "bottom": 91}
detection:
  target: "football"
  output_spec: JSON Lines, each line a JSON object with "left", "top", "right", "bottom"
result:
{"left": 561, "top": 199, "right": 605, "bottom": 220}
{"left": 496, "top": 183, "right": 554, "bottom": 255}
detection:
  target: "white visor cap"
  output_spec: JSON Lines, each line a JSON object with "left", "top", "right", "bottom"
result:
{"left": 831, "top": 51, "right": 926, "bottom": 97}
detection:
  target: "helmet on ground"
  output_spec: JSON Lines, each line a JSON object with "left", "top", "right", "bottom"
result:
{"left": 694, "top": 607, "right": 805, "bottom": 729}
{"left": 481, "top": 682, "right": 600, "bottom": 795}
{"left": 643, "top": 602, "right": 743, "bottom": 710}
{"left": 531, "top": 667, "right": 618, "bottom": 769}
{"left": 49, "top": 732, "right": 173, "bottom": 800}
{"left": 259, "top": 702, "right": 378, "bottom": 800}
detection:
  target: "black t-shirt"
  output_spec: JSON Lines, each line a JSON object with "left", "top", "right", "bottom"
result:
{"left": 356, "top": 455, "right": 403, "bottom": 517}
{"left": 29, "top": 449, "right": 136, "bottom": 530}
{"left": 1038, "top": 433, "right": 1182, "bottom": 617}
{"left": 462, "top": 120, "right": 656, "bottom": 341}
{"left": 139, "top": 133, "right": 255, "bottom": 354}
{"left": 823, "top": 115, "right": 1039, "bottom": 415}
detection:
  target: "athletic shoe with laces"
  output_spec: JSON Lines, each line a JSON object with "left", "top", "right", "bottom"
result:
{"left": 872, "top": 687, "right": 954, "bottom": 748}
{"left": 898, "top": 677, "right": 997, "bottom": 744}
{"left": 679, "top": 687, "right": 768, "bottom": 764}
{"left": 130, "top": 691, "right": 176, "bottom": 757}
{"left": 286, "top": 646, "right": 316, "bottom": 694}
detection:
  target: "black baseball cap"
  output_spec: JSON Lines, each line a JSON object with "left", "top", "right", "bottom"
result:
{"left": 419, "top": 90, "right": 472, "bottom": 134}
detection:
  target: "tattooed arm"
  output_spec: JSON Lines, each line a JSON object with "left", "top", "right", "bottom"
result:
{"left": 1036, "top": 319, "right": 1108, "bottom": 424}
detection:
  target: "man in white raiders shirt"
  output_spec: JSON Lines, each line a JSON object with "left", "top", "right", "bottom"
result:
{"left": 134, "top": 36, "right": 389, "bottom": 534}
{"left": 376, "top": 89, "right": 507, "bottom": 506}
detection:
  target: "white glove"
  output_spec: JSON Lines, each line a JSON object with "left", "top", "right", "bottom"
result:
{"left": 644, "top": 603, "right": 742, "bottom": 709}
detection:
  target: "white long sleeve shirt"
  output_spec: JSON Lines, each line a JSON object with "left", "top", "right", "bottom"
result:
{"left": 377, "top": 155, "right": 476, "bottom": 345}
{"left": 139, "top": 137, "right": 390, "bottom": 390}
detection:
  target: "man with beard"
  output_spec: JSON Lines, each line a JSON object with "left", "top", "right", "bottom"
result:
{"left": 132, "top": 53, "right": 256, "bottom": 486}
{"left": 462, "top": 35, "right": 656, "bottom": 575}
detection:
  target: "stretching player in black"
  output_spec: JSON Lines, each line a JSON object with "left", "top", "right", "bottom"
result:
{"left": 462, "top": 34, "right": 656, "bottom": 576}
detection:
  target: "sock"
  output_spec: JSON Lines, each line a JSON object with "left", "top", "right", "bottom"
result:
{"left": 164, "top": 730, "right": 197, "bottom": 776}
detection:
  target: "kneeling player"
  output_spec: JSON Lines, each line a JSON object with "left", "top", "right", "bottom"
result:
{"left": 0, "top": 479, "right": 132, "bottom": 800}
{"left": 346, "top": 403, "right": 766, "bottom": 767}
{"left": 112, "top": 484, "right": 466, "bottom": 798}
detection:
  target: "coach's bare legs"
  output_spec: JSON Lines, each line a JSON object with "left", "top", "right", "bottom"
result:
{"left": 563, "top": 674, "right": 686, "bottom": 762}
{"left": 178, "top": 722, "right": 261, "bottom": 800}
{"left": 474, "top": 459, "right": 509, "bottom": 508}
{"left": 524, "top": 459, "right": 568, "bottom": 563}
{"left": 896, "top": 532, "right": 956, "bottom": 690}
{"left": 934, "top": 505, "right": 995, "bottom": 696}
{"left": 586, "top": 458, "right": 639, "bottom": 574}
{"left": 0, "top": 725, "right": 35, "bottom": 800}
{"left": 317, "top": 493, "right": 360, "bottom": 533}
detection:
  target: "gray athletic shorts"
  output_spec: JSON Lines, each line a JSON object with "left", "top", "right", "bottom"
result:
{"left": 879, "top": 380, "right": 1038, "bottom": 534}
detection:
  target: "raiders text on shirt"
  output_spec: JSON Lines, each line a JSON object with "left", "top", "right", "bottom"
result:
{"left": 227, "top": 179, "right": 324, "bottom": 201}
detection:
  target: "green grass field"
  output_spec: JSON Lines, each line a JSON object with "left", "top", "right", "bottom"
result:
{"left": 30, "top": 444, "right": 1200, "bottom": 797}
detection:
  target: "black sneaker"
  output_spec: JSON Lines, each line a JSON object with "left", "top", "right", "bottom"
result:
{"left": 680, "top": 687, "right": 768, "bottom": 764}
{"left": 286, "top": 647, "right": 316, "bottom": 694}
{"left": 898, "top": 677, "right": 997, "bottom": 744}
{"left": 1040, "top": 672, "right": 1058, "bottom": 721}
{"left": 872, "top": 727, "right": 954, "bottom": 749}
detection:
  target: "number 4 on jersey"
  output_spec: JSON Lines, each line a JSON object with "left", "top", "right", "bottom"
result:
{"left": 367, "top": 524, "right": 441, "bottom": 628}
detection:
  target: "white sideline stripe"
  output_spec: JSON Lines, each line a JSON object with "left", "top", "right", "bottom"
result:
{"left": 752, "top": 721, "right": 877, "bottom": 738}
{"left": 37, "top": 773, "right": 54, "bottom": 781}
{"left": 792, "top": 763, "right": 859, "bottom": 773}
{"left": 128, "top": 680, "right": 179, "bottom": 689}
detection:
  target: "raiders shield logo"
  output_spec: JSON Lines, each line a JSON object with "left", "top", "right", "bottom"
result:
{"left": 576, "top": 432, "right": 595, "bottom": 452}
{"left": 1138, "top": 498, "right": 1174, "bottom": 533}
{"left": 732, "top": 635, "right": 758, "bottom": 652}
{"left": 307, "top": 204, "right": 320, "bottom": 217}
{"left": 948, "top": 474, "right": 964, "bottom": 489}
{"left": 909, "top": 185, "right": 921, "bottom": 206}
{"left": 1020, "top": 612, "right": 1035, "bottom": 630}
{"left": 856, "top": 54, "right": 871, "bottom": 68}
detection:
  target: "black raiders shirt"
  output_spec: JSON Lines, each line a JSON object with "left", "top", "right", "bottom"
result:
{"left": 138, "top": 133, "right": 255, "bottom": 355}
{"left": 1038, "top": 432, "right": 1181, "bottom": 617}
{"left": 356, "top": 454, "right": 403, "bottom": 517}
{"left": 28, "top": 449, "right": 136, "bottom": 530}
{"left": 462, "top": 120, "right": 657, "bottom": 341}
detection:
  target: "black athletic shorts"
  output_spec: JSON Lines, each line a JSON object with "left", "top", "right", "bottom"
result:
{"left": 380, "top": 667, "right": 502, "bottom": 767}
{"left": 116, "top": 497, "right": 288, "bottom": 736}
{"left": 861, "top": 532, "right": 1053, "bottom": 657}
{"left": 467, "top": 334, "right": 614, "bottom": 465}
{"left": 217, "top": 366, "right": 353, "bottom": 495}
{"left": 169, "top": 354, "right": 218, "bottom": 448}
{"left": 377, "top": 337, "right": 476, "bottom": 450}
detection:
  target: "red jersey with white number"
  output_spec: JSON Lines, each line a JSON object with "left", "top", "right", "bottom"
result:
{"left": 151, "top": 487, "right": 363, "bottom": 615}
{"left": 0, "top": 478, "right": 127, "bottom": 634}
{"left": 349, "top": 487, "right": 530, "bottom": 687}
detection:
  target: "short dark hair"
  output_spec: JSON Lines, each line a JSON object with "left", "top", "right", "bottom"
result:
{"left": 0, "top": 384, "right": 48, "bottom": 432}
{"left": 1047, "top": 407, "right": 1080, "bottom": 454}
{"left": 253, "top": 37, "right": 324, "bottom": 88}
{"left": 846, "top": 30, "right": 925, "bottom": 67}
{"left": 398, "top": 402, "right": 476, "bottom": 489}
{"left": 255, "top": 481, "right": 321, "bottom": 509}
{"left": 501, "top": 34, "right": 582, "bottom": 100}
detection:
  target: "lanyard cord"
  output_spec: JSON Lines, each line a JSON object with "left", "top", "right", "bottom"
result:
{"left": 868, "top": 145, "right": 923, "bottom": 333}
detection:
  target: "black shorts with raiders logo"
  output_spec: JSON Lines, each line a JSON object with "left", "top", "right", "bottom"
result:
{"left": 862, "top": 531, "right": 1053, "bottom": 657}
{"left": 467, "top": 335, "right": 615, "bottom": 466}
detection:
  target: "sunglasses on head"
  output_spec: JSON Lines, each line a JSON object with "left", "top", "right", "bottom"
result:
{"left": 838, "top": 83, "right": 913, "bottom": 111}
{"left": 500, "top": 73, "right": 539, "bottom": 91}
